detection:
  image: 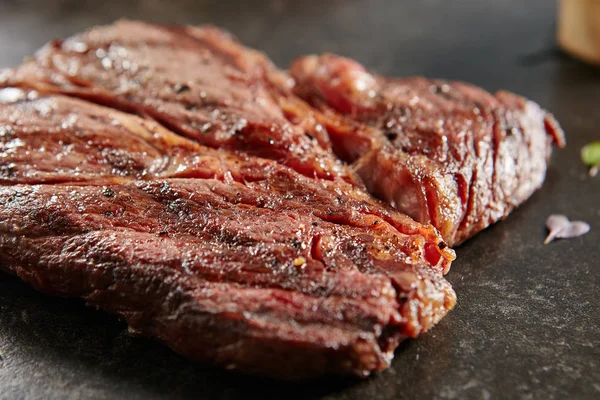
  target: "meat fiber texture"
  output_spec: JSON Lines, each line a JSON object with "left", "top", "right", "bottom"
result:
{"left": 290, "top": 54, "right": 565, "bottom": 245}
{"left": 0, "top": 20, "right": 562, "bottom": 379}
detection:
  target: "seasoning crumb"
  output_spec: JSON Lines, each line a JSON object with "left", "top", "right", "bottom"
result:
{"left": 101, "top": 187, "right": 115, "bottom": 198}
{"left": 293, "top": 257, "right": 306, "bottom": 267}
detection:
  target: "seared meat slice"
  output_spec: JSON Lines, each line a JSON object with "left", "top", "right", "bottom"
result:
{"left": 0, "top": 179, "right": 455, "bottom": 379}
{"left": 0, "top": 89, "right": 273, "bottom": 184}
{"left": 0, "top": 91, "right": 455, "bottom": 379}
{"left": 291, "top": 54, "right": 565, "bottom": 245}
{"left": 0, "top": 20, "right": 355, "bottom": 183}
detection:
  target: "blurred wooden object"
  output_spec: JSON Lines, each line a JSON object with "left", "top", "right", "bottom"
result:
{"left": 558, "top": 0, "right": 600, "bottom": 65}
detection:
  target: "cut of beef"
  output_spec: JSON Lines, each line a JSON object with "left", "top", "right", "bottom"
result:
{"left": 0, "top": 20, "right": 355, "bottom": 183}
{"left": 290, "top": 54, "right": 565, "bottom": 245}
{"left": 0, "top": 20, "right": 564, "bottom": 380}
{"left": 0, "top": 90, "right": 455, "bottom": 379}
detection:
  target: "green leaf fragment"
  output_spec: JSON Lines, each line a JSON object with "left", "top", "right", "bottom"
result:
{"left": 581, "top": 141, "right": 600, "bottom": 167}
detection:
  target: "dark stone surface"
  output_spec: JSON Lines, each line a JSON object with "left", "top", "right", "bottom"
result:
{"left": 0, "top": 1, "right": 599, "bottom": 399}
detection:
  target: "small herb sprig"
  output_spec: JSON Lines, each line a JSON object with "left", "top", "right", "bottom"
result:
{"left": 581, "top": 141, "right": 600, "bottom": 177}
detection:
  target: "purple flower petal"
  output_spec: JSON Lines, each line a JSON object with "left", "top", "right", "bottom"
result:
{"left": 544, "top": 214, "right": 591, "bottom": 244}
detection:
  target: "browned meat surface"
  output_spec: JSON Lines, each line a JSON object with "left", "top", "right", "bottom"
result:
{"left": 0, "top": 20, "right": 564, "bottom": 379}
{"left": 0, "top": 20, "right": 355, "bottom": 183}
{"left": 0, "top": 90, "right": 277, "bottom": 185}
{"left": 291, "top": 54, "right": 565, "bottom": 245}
{"left": 0, "top": 90, "right": 455, "bottom": 379}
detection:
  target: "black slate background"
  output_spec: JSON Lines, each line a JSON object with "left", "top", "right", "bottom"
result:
{"left": 0, "top": 1, "right": 599, "bottom": 399}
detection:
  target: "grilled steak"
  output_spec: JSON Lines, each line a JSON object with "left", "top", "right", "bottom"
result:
{"left": 0, "top": 20, "right": 563, "bottom": 379}
{"left": 0, "top": 90, "right": 455, "bottom": 379}
{"left": 291, "top": 54, "right": 565, "bottom": 245}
